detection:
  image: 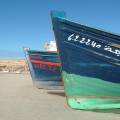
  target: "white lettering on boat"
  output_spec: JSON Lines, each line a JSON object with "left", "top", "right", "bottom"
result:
{"left": 68, "top": 33, "right": 101, "bottom": 48}
{"left": 67, "top": 33, "right": 120, "bottom": 56}
{"left": 104, "top": 46, "right": 120, "bottom": 56}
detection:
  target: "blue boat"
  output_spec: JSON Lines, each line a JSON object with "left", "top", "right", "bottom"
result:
{"left": 51, "top": 11, "right": 120, "bottom": 109}
{"left": 24, "top": 49, "right": 63, "bottom": 89}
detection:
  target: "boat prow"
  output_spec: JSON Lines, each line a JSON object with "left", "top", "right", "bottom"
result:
{"left": 51, "top": 11, "right": 120, "bottom": 109}
{"left": 24, "top": 49, "right": 63, "bottom": 90}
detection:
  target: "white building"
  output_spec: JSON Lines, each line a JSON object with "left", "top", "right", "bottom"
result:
{"left": 44, "top": 41, "right": 57, "bottom": 51}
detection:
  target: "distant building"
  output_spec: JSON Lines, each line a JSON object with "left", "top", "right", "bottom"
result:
{"left": 44, "top": 41, "right": 57, "bottom": 51}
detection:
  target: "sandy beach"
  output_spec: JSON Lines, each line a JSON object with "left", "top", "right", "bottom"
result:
{"left": 0, "top": 73, "right": 120, "bottom": 120}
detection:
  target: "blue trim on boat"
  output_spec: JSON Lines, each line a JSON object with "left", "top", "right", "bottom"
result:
{"left": 24, "top": 49, "right": 63, "bottom": 89}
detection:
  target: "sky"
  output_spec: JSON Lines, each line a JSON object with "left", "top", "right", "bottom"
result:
{"left": 0, "top": 0, "right": 120, "bottom": 59}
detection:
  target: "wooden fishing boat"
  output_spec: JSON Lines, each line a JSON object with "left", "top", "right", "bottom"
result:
{"left": 51, "top": 11, "right": 120, "bottom": 109}
{"left": 24, "top": 49, "right": 63, "bottom": 89}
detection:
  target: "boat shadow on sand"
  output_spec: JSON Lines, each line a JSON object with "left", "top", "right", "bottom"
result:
{"left": 47, "top": 90, "right": 120, "bottom": 114}
{"left": 73, "top": 108, "right": 120, "bottom": 114}
{"left": 91, "top": 109, "right": 120, "bottom": 114}
{"left": 47, "top": 90, "right": 65, "bottom": 97}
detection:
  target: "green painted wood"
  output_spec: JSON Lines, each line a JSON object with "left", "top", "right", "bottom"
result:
{"left": 63, "top": 71, "right": 120, "bottom": 109}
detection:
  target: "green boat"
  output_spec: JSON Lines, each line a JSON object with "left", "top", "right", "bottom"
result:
{"left": 51, "top": 11, "right": 120, "bottom": 110}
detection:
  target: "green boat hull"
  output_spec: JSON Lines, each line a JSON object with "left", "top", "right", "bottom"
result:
{"left": 63, "top": 71, "right": 120, "bottom": 109}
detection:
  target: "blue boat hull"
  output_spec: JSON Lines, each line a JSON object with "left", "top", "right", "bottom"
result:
{"left": 25, "top": 50, "right": 63, "bottom": 89}
{"left": 51, "top": 11, "right": 120, "bottom": 109}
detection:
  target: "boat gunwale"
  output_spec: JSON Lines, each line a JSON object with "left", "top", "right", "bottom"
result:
{"left": 52, "top": 16, "right": 120, "bottom": 42}
{"left": 26, "top": 50, "right": 58, "bottom": 54}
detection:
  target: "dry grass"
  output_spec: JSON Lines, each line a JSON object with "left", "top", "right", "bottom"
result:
{"left": 0, "top": 60, "right": 28, "bottom": 73}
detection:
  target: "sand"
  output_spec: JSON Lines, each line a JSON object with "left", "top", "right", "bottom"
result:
{"left": 0, "top": 73, "right": 120, "bottom": 120}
